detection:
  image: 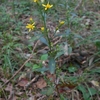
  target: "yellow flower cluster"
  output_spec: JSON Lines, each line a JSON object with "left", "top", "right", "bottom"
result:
{"left": 41, "top": 27, "right": 44, "bottom": 31}
{"left": 26, "top": 2, "right": 66, "bottom": 32}
{"left": 26, "top": 17, "right": 35, "bottom": 32}
{"left": 29, "top": 17, "right": 33, "bottom": 21}
{"left": 26, "top": 17, "right": 46, "bottom": 32}
{"left": 59, "top": 21, "right": 65, "bottom": 25}
{"left": 33, "top": 0, "right": 53, "bottom": 10}
{"left": 26, "top": 23, "right": 35, "bottom": 32}
{"left": 42, "top": 2, "right": 53, "bottom": 10}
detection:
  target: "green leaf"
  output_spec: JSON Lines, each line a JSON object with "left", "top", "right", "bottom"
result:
{"left": 68, "top": 46, "right": 72, "bottom": 55}
{"left": 77, "top": 85, "right": 90, "bottom": 100}
{"left": 41, "top": 54, "right": 48, "bottom": 61}
{"left": 68, "top": 66, "right": 77, "bottom": 73}
{"left": 25, "top": 62, "right": 32, "bottom": 67}
{"left": 60, "top": 94, "right": 68, "bottom": 100}
{"left": 38, "top": 67, "right": 49, "bottom": 73}
{"left": 40, "top": 36, "right": 48, "bottom": 46}
{"left": 89, "top": 88, "right": 97, "bottom": 95}
{"left": 94, "top": 40, "right": 100, "bottom": 48}
{"left": 32, "top": 64, "right": 41, "bottom": 71}
{"left": 90, "top": 68, "right": 100, "bottom": 74}
{"left": 48, "top": 57, "right": 56, "bottom": 74}
{"left": 30, "top": 33, "right": 42, "bottom": 42}
{"left": 55, "top": 51, "right": 64, "bottom": 59}
{"left": 66, "top": 76, "right": 79, "bottom": 84}
{"left": 41, "top": 87, "right": 54, "bottom": 96}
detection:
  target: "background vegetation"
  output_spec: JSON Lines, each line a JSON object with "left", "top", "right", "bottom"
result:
{"left": 0, "top": 0, "right": 100, "bottom": 100}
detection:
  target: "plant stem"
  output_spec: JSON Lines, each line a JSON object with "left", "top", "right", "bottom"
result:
{"left": 40, "top": 11, "right": 52, "bottom": 55}
{"left": 42, "top": 13, "right": 52, "bottom": 52}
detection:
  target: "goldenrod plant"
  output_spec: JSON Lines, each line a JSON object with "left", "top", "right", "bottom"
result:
{"left": 26, "top": 0, "right": 65, "bottom": 74}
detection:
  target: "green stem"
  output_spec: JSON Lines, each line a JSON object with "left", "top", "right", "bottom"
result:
{"left": 36, "top": 3, "right": 52, "bottom": 55}
{"left": 40, "top": 11, "right": 52, "bottom": 54}
{"left": 42, "top": 13, "right": 52, "bottom": 52}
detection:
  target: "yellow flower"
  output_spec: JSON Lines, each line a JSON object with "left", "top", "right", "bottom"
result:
{"left": 41, "top": 27, "right": 44, "bottom": 31}
{"left": 29, "top": 17, "right": 33, "bottom": 21}
{"left": 33, "top": 0, "right": 38, "bottom": 2}
{"left": 59, "top": 21, "right": 65, "bottom": 25}
{"left": 42, "top": 2, "right": 53, "bottom": 10}
{"left": 26, "top": 23, "right": 35, "bottom": 32}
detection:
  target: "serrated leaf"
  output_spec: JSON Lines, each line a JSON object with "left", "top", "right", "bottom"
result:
{"left": 48, "top": 57, "right": 56, "bottom": 74}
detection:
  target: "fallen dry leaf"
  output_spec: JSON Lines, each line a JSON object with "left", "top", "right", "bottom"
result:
{"left": 28, "top": 96, "right": 36, "bottom": 100}
{"left": 0, "top": 98, "right": 5, "bottom": 100}
{"left": 5, "top": 83, "right": 13, "bottom": 93}
{"left": 36, "top": 78, "right": 47, "bottom": 89}
{"left": 17, "top": 78, "right": 29, "bottom": 87}
{"left": 91, "top": 80, "right": 99, "bottom": 87}
{"left": 15, "top": 92, "right": 23, "bottom": 96}
{"left": 47, "top": 73, "right": 56, "bottom": 82}
{"left": 1, "top": 78, "right": 8, "bottom": 83}
{"left": 8, "top": 91, "right": 18, "bottom": 100}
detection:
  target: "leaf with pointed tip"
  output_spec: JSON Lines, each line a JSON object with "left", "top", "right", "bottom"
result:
{"left": 30, "top": 33, "right": 42, "bottom": 42}
{"left": 39, "top": 36, "right": 48, "bottom": 46}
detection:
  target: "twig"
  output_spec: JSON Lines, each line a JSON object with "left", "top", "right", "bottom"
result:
{"left": 1, "top": 40, "right": 39, "bottom": 88}
{"left": 73, "top": 90, "right": 80, "bottom": 100}
{"left": 53, "top": 37, "right": 62, "bottom": 46}
{"left": 8, "top": 90, "right": 15, "bottom": 100}
{"left": 1, "top": 88, "right": 7, "bottom": 100}
{"left": 1, "top": 56, "right": 32, "bottom": 87}
{"left": 25, "top": 75, "right": 39, "bottom": 89}
{"left": 74, "top": 0, "right": 83, "bottom": 11}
